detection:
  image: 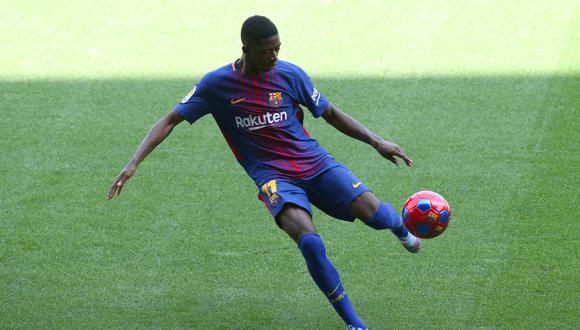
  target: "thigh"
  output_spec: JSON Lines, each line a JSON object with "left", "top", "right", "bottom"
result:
{"left": 349, "top": 191, "right": 381, "bottom": 223}
{"left": 307, "top": 165, "right": 371, "bottom": 221}
{"left": 276, "top": 204, "right": 317, "bottom": 243}
{"left": 257, "top": 178, "right": 312, "bottom": 220}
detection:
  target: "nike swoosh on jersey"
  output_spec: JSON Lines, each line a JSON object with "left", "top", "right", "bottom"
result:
{"left": 230, "top": 98, "right": 246, "bottom": 105}
{"left": 352, "top": 182, "right": 362, "bottom": 188}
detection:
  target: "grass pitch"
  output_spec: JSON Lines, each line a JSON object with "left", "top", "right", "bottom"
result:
{"left": 1, "top": 1, "right": 579, "bottom": 329}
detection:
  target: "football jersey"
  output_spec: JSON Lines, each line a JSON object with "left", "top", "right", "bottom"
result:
{"left": 174, "top": 60, "right": 339, "bottom": 186}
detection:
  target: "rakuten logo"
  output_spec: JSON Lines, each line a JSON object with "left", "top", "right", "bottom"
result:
{"left": 235, "top": 111, "right": 288, "bottom": 131}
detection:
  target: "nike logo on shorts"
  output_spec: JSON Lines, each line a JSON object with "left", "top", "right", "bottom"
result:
{"left": 352, "top": 182, "right": 362, "bottom": 188}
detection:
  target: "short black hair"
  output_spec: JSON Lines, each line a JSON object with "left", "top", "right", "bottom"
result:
{"left": 241, "top": 15, "right": 278, "bottom": 45}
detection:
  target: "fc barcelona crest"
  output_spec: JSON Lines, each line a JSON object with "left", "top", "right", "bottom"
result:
{"left": 268, "top": 92, "right": 283, "bottom": 107}
{"left": 427, "top": 211, "right": 439, "bottom": 224}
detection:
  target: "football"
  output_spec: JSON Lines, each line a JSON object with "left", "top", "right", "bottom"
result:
{"left": 402, "top": 191, "right": 451, "bottom": 238}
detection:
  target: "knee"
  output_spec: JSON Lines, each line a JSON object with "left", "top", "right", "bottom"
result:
{"left": 381, "top": 203, "right": 399, "bottom": 220}
{"left": 367, "top": 203, "right": 402, "bottom": 230}
{"left": 298, "top": 233, "right": 327, "bottom": 262}
{"left": 276, "top": 204, "right": 316, "bottom": 243}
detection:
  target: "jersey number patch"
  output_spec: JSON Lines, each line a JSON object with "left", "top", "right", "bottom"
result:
{"left": 261, "top": 180, "right": 280, "bottom": 206}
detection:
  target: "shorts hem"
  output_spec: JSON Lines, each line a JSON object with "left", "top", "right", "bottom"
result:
{"left": 272, "top": 201, "right": 313, "bottom": 220}
{"left": 336, "top": 187, "right": 372, "bottom": 222}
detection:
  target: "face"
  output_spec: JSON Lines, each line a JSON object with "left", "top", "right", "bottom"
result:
{"left": 243, "top": 34, "right": 281, "bottom": 72}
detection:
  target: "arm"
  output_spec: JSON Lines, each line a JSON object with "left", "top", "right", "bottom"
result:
{"left": 107, "top": 110, "right": 185, "bottom": 200}
{"left": 321, "top": 103, "right": 413, "bottom": 167}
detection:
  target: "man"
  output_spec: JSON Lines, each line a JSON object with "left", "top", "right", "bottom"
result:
{"left": 108, "top": 15, "right": 420, "bottom": 330}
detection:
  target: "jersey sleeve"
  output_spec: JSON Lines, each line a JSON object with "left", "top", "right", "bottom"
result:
{"left": 292, "top": 66, "right": 330, "bottom": 118}
{"left": 174, "top": 74, "right": 213, "bottom": 124}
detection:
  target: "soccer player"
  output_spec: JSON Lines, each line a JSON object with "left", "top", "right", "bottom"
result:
{"left": 108, "top": 15, "right": 420, "bottom": 329}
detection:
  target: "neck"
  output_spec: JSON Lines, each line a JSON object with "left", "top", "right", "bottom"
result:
{"left": 239, "top": 55, "right": 260, "bottom": 75}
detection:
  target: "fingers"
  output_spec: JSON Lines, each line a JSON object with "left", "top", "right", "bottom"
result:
{"left": 403, "top": 156, "right": 413, "bottom": 167}
{"left": 381, "top": 144, "right": 413, "bottom": 167}
{"left": 393, "top": 145, "right": 413, "bottom": 167}
{"left": 117, "top": 180, "right": 124, "bottom": 196}
{"left": 108, "top": 174, "right": 126, "bottom": 200}
{"left": 108, "top": 181, "right": 119, "bottom": 200}
{"left": 397, "top": 151, "right": 413, "bottom": 167}
{"left": 108, "top": 179, "right": 117, "bottom": 200}
{"left": 386, "top": 154, "right": 399, "bottom": 166}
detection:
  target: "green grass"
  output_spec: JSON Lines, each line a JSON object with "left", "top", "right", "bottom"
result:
{"left": 1, "top": 1, "right": 579, "bottom": 329}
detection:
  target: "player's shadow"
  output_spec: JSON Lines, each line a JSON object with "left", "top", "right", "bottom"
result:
{"left": 1, "top": 74, "right": 577, "bottom": 328}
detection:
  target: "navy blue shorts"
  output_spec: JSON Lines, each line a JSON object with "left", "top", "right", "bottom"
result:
{"left": 257, "top": 165, "right": 370, "bottom": 221}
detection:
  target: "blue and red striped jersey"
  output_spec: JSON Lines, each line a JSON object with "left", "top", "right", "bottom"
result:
{"left": 174, "top": 60, "right": 339, "bottom": 186}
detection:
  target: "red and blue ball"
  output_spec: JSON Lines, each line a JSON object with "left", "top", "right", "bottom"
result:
{"left": 402, "top": 191, "right": 451, "bottom": 238}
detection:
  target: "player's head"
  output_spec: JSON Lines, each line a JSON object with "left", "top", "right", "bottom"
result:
{"left": 241, "top": 15, "right": 280, "bottom": 72}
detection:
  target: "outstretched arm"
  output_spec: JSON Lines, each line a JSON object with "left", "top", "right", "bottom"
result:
{"left": 321, "top": 103, "right": 413, "bottom": 167}
{"left": 108, "top": 110, "right": 185, "bottom": 200}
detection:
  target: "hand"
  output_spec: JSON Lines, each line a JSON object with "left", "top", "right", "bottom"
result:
{"left": 375, "top": 139, "right": 413, "bottom": 167}
{"left": 108, "top": 162, "right": 137, "bottom": 200}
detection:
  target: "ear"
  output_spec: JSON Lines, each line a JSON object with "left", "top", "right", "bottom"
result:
{"left": 242, "top": 45, "right": 249, "bottom": 55}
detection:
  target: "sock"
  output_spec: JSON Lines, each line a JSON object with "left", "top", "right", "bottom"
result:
{"left": 366, "top": 203, "right": 410, "bottom": 239}
{"left": 298, "top": 233, "right": 366, "bottom": 329}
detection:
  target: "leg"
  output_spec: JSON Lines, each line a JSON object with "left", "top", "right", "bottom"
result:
{"left": 350, "top": 191, "right": 407, "bottom": 234}
{"left": 303, "top": 166, "right": 420, "bottom": 253}
{"left": 275, "top": 204, "right": 317, "bottom": 243}
{"left": 276, "top": 204, "right": 367, "bottom": 329}
{"left": 350, "top": 191, "right": 421, "bottom": 253}
{"left": 349, "top": 191, "right": 381, "bottom": 223}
